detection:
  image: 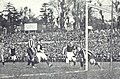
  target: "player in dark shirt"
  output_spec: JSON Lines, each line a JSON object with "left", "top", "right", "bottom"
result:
{"left": 76, "top": 47, "right": 85, "bottom": 68}
{"left": 11, "top": 48, "right": 15, "bottom": 56}
{"left": 36, "top": 41, "right": 52, "bottom": 67}
{"left": 63, "top": 41, "right": 76, "bottom": 65}
{"left": 67, "top": 44, "right": 74, "bottom": 52}
{"left": 10, "top": 45, "right": 16, "bottom": 63}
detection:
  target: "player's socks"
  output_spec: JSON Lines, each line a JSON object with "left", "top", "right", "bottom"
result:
{"left": 49, "top": 64, "right": 53, "bottom": 67}
{"left": 32, "top": 66, "right": 37, "bottom": 68}
{"left": 27, "top": 62, "right": 30, "bottom": 65}
{"left": 27, "top": 59, "right": 31, "bottom": 65}
{"left": 2, "top": 62, "right": 5, "bottom": 66}
{"left": 73, "top": 61, "right": 76, "bottom": 66}
{"left": 46, "top": 60, "right": 49, "bottom": 65}
{"left": 45, "top": 60, "right": 53, "bottom": 67}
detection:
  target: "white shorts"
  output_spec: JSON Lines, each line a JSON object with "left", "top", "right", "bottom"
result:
{"left": 36, "top": 52, "right": 47, "bottom": 62}
{"left": 66, "top": 52, "right": 76, "bottom": 61}
{"left": 11, "top": 55, "right": 16, "bottom": 61}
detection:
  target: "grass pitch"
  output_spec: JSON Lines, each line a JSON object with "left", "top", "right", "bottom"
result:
{"left": 0, "top": 62, "right": 120, "bottom": 79}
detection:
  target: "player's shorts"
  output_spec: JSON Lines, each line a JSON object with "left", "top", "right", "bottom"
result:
{"left": 66, "top": 52, "right": 76, "bottom": 63}
{"left": 36, "top": 51, "right": 47, "bottom": 62}
{"left": 67, "top": 52, "right": 74, "bottom": 60}
{"left": 11, "top": 55, "right": 16, "bottom": 61}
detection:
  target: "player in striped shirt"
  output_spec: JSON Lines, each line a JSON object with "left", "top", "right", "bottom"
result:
{"left": 27, "top": 35, "right": 37, "bottom": 68}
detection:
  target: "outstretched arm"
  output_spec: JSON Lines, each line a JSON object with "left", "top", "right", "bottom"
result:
{"left": 62, "top": 46, "right": 67, "bottom": 55}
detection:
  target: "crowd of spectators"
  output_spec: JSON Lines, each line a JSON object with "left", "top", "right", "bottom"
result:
{"left": 88, "top": 29, "right": 120, "bottom": 61}
{"left": 1, "top": 28, "right": 120, "bottom": 62}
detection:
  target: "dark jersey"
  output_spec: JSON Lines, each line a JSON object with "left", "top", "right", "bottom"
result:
{"left": 79, "top": 49, "right": 84, "bottom": 58}
{"left": 11, "top": 48, "right": 15, "bottom": 56}
{"left": 27, "top": 48, "right": 34, "bottom": 55}
{"left": 67, "top": 45, "right": 74, "bottom": 52}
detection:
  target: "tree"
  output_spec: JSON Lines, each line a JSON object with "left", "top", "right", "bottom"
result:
{"left": 97, "top": 0, "right": 104, "bottom": 23}
{"left": 49, "top": 0, "right": 85, "bottom": 30}
{"left": 1, "top": 2, "right": 21, "bottom": 34}
{"left": 40, "top": 3, "right": 49, "bottom": 27}
{"left": 112, "top": 0, "right": 120, "bottom": 29}
{"left": 20, "top": 6, "right": 35, "bottom": 23}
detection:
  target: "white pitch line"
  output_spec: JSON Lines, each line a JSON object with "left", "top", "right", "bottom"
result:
{"left": 0, "top": 70, "right": 85, "bottom": 78}
{"left": 1, "top": 68, "right": 120, "bottom": 78}
{"left": 0, "top": 75, "right": 14, "bottom": 78}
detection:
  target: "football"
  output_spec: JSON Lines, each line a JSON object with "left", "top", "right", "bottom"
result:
{"left": 89, "top": 58, "right": 96, "bottom": 65}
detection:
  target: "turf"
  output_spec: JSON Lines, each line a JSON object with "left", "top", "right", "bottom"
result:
{"left": 0, "top": 62, "right": 120, "bottom": 79}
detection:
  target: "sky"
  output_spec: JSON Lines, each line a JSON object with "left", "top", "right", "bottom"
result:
{"left": 91, "top": 0, "right": 111, "bottom": 20}
{"left": 0, "top": 0, "right": 50, "bottom": 17}
{"left": 91, "top": 0, "right": 120, "bottom": 20}
{"left": 0, "top": 0, "right": 118, "bottom": 20}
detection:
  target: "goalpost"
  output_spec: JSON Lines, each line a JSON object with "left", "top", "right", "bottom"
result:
{"left": 85, "top": 0, "right": 93, "bottom": 71}
{"left": 85, "top": 0, "right": 114, "bottom": 71}
{"left": 85, "top": 0, "right": 89, "bottom": 71}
